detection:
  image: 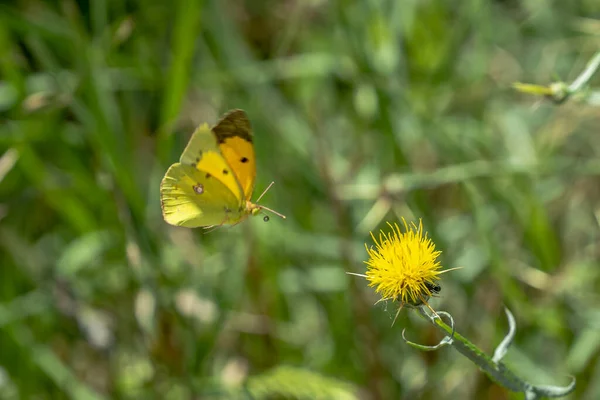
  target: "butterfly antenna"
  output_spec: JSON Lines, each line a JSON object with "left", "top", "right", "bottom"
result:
{"left": 259, "top": 205, "right": 286, "bottom": 219}
{"left": 255, "top": 181, "right": 275, "bottom": 203}
{"left": 254, "top": 181, "right": 286, "bottom": 220}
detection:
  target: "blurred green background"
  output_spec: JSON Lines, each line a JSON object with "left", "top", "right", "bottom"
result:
{"left": 1, "top": 0, "right": 600, "bottom": 399}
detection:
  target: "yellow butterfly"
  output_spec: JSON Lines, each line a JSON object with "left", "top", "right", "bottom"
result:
{"left": 160, "top": 109, "right": 285, "bottom": 228}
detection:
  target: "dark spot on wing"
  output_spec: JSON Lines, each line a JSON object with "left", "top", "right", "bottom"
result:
{"left": 193, "top": 184, "right": 204, "bottom": 195}
{"left": 205, "top": 173, "right": 211, "bottom": 178}
{"left": 223, "top": 169, "right": 229, "bottom": 175}
{"left": 241, "top": 157, "right": 248, "bottom": 163}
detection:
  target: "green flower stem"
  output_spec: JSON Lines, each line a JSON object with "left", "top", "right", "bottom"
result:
{"left": 419, "top": 308, "right": 523, "bottom": 392}
{"left": 404, "top": 307, "right": 576, "bottom": 399}
{"left": 568, "top": 51, "right": 600, "bottom": 93}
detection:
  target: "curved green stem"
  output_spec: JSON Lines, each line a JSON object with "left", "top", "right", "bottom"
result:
{"left": 404, "top": 307, "right": 576, "bottom": 399}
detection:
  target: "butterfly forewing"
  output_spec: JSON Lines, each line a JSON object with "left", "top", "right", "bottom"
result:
{"left": 179, "top": 123, "right": 244, "bottom": 203}
{"left": 211, "top": 109, "right": 257, "bottom": 200}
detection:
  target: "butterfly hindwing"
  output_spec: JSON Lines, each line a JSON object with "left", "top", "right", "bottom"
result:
{"left": 179, "top": 122, "right": 244, "bottom": 202}
{"left": 212, "top": 109, "right": 257, "bottom": 200}
{"left": 160, "top": 163, "right": 244, "bottom": 228}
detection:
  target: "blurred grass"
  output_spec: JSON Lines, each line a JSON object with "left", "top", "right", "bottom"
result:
{"left": 1, "top": 0, "right": 600, "bottom": 399}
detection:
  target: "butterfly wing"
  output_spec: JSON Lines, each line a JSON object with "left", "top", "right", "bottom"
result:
{"left": 211, "top": 109, "right": 257, "bottom": 200}
{"left": 160, "top": 163, "right": 244, "bottom": 227}
{"left": 179, "top": 122, "right": 245, "bottom": 202}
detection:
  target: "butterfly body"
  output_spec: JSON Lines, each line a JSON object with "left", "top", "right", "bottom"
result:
{"left": 160, "top": 109, "right": 283, "bottom": 228}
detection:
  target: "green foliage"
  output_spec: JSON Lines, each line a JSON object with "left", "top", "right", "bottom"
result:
{"left": 245, "top": 366, "right": 358, "bottom": 400}
{"left": 1, "top": 0, "right": 599, "bottom": 399}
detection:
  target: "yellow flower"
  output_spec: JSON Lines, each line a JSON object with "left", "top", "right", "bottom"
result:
{"left": 364, "top": 218, "right": 443, "bottom": 307}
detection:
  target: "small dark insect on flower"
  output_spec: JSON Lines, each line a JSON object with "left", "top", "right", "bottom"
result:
{"left": 426, "top": 282, "right": 441, "bottom": 295}
{"left": 405, "top": 282, "right": 442, "bottom": 308}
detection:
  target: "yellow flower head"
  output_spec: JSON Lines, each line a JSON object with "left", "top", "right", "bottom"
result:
{"left": 364, "top": 218, "right": 442, "bottom": 307}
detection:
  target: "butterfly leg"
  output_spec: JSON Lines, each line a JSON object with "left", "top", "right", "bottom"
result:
{"left": 228, "top": 217, "right": 249, "bottom": 228}
{"left": 202, "top": 219, "right": 229, "bottom": 233}
{"left": 202, "top": 225, "right": 222, "bottom": 234}
{"left": 201, "top": 212, "right": 232, "bottom": 233}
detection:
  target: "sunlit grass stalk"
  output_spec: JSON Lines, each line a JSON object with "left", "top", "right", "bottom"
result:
{"left": 513, "top": 50, "right": 600, "bottom": 105}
